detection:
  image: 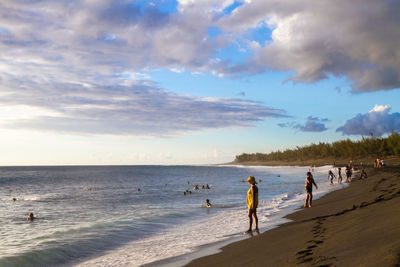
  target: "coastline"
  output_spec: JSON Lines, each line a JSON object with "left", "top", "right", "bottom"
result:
{"left": 185, "top": 165, "right": 400, "bottom": 266}
{"left": 145, "top": 165, "right": 345, "bottom": 267}
{"left": 226, "top": 155, "right": 399, "bottom": 168}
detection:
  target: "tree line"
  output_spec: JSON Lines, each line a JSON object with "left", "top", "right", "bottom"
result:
{"left": 235, "top": 131, "right": 400, "bottom": 163}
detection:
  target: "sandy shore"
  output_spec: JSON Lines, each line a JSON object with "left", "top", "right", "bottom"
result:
{"left": 186, "top": 166, "right": 400, "bottom": 267}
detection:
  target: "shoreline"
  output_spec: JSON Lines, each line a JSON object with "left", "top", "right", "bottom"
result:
{"left": 146, "top": 165, "right": 348, "bottom": 267}
{"left": 224, "top": 155, "right": 399, "bottom": 168}
{"left": 185, "top": 165, "right": 400, "bottom": 266}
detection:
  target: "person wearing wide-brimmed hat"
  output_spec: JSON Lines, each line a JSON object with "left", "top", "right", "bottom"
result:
{"left": 245, "top": 176, "right": 258, "bottom": 234}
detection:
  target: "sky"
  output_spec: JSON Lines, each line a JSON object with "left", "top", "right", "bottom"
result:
{"left": 0, "top": 0, "right": 400, "bottom": 165}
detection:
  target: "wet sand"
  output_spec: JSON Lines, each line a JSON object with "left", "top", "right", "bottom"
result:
{"left": 186, "top": 166, "right": 400, "bottom": 266}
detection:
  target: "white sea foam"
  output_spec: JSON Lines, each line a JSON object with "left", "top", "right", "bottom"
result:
{"left": 1, "top": 165, "right": 349, "bottom": 267}
{"left": 75, "top": 165, "right": 346, "bottom": 267}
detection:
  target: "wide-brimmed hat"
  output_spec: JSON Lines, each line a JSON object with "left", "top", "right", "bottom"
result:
{"left": 246, "top": 176, "right": 257, "bottom": 184}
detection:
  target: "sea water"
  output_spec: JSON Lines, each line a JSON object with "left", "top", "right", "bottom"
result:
{"left": 0, "top": 165, "right": 346, "bottom": 266}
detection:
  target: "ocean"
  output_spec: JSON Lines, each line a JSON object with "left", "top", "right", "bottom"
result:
{"left": 0, "top": 165, "right": 346, "bottom": 266}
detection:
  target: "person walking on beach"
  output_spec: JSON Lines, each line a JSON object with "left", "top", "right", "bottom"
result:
{"left": 304, "top": 172, "right": 318, "bottom": 208}
{"left": 245, "top": 176, "right": 258, "bottom": 234}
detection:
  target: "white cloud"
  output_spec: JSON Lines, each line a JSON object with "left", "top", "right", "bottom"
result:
{"left": 337, "top": 105, "right": 400, "bottom": 136}
{"left": 369, "top": 104, "right": 390, "bottom": 113}
{"left": 1, "top": 0, "right": 398, "bottom": 139}
{"left": 2, "top": 0, "right": 398, "bottom": 93}
{"left": 0, "top": 76, "right": 287, "bottom": 137}
{"left": 216, "top": 0, "right": 400, "bottom": 91}
{"left": 169, "top": 67, "right": 185, "bottom": 73}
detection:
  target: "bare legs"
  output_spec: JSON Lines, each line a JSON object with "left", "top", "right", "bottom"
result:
{"left": 247, "top": 209, "right": 258, "bottom": 233}
{"left": 304, "top": 192, "right": 313, "bottom": 208}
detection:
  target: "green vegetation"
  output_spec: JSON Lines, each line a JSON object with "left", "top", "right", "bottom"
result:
{"left": 235, "top": 131, "right": 400, "bottom": 164}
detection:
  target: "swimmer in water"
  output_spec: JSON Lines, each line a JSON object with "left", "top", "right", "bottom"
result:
{"left": 205, "top": 199, "right": 212, "bottom": 208}
{"left": 27, "top": 213, "right": 36, "bottom": 221}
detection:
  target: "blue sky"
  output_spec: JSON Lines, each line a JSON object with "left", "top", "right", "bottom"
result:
{"left": 0, "top": 0, "right": 399, "bottom": 165}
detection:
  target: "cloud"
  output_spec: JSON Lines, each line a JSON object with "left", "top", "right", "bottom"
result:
{"left": 2, "top": 0, "right": 398, "bottom": 139}
{"left": 0, "top": 75, "right": 287, "bottom": 137}
{"left": 2, "top": 0, "right": 399, "bottom": 93}
{"left": 279, "top": 116, "right": 328, "bottom": 132}
{"left": 0, "top": 0, "right": 218, "bottom": 75}
{"left": 0, "top": 1, "right": 291, "bottom": 137}
{"left": 216, "top": 0, "right": 400, "bottom": 91}
{"left": 336, "top": 105, "right": 400, "bottom": 136}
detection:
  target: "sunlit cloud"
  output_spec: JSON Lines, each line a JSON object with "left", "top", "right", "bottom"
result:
{"left": 1, "top": 0, "right": 399, "bottom": 94}
{"left": 216, "top": 0, "right": 400, "bottom": 91}
{"left": 336, "top": 105, "right": 400, "bottom": 136}
{"left": 0, "top": 76, "right": 288, "bottom": 137}
{"left": 1, "top": 0, "right": 397, "bottom": 139}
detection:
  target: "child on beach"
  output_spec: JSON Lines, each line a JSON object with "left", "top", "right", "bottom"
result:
{"left": 345, "top": 165, "right": 352, "bottom": 182}
{"left": 245, "top": 176, "right": 258, "bottom": 234}
{"left": 359, "top": 170, "right": 368, "bottom": 180}
{"left": 328, "top": 170, "right": 336, "bottom": 184}
{"left": 205, "top": 199, "right": 212, "bottom": 208}
{"left": 304, "top": 172, "right": 318, "bottom": 208}
{"left": 337, "top": 168, "right": 342, "bottom": 184}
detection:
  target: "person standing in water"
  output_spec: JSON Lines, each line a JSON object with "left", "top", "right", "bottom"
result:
{"left": 345, "top": 164, "right": 352, "bottom": 182}
{"left": 304, "top": 172, "right": 318, "bottom": 208}
{"left": 245, "top": 176, "right": 259, "bottom": 234}
{"left": 337, "top": 167, "right": 343, "bottom": 184}
{"left": 328, "top": 170, "right": 336, "bottom": 184}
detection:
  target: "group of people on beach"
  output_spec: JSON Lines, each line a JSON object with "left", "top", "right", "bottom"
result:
{"left": 244, "top": 160, "right": 373, "bottom": 233}
{"left": 374, "top": 158, "right": 386, "bottom": 168}
{"left": 242, "top": 172, "right": 316, "bottom": 234}
{"left": 328, "top": 161, "right": 369, "bottom": 185}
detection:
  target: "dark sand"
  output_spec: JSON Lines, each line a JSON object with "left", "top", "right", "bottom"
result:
{"left": 186, "top": 166, "right": 400, "bottom": 267}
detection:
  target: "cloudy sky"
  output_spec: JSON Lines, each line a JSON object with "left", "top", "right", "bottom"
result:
{"left": 1, "top": 0, "right": 399, "bottom": 165}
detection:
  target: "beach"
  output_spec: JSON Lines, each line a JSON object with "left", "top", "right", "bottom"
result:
{"left": 187, "top": 165, "right": 400, "bottom": 267}
{"left": 2, "top": 164, "right": 399, "bottom": 266}
{"left": 1, "top": 165, "right": 339, "bottom": 266}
